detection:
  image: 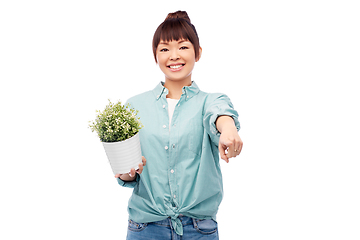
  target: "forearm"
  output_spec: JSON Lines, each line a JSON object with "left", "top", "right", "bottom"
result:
{"left": 216, "top": 115, "right": 237, "bottom": 133}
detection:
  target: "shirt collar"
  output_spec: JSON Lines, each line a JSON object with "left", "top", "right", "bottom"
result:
{"left": 153, "top": 81, "right": 200, "bottom": 101}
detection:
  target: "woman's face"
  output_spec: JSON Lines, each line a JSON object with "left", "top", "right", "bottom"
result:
{"left": 156, "top": 39, "right": 201, "bottom": 84}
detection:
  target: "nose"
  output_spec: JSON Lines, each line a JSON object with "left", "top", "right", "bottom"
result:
{"left": 170, "top": 49, "right": 180, "bottom": 61}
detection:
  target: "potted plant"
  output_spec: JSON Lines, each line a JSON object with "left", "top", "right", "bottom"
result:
{"left": 89, "top": 100, "right": 143, "bottom": 174}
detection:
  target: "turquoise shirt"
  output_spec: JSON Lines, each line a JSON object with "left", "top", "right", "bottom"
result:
{"left": 117, "top": 81, "right": 240, "bottom": 235}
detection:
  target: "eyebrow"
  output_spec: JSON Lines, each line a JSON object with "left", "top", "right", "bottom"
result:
{"left": 159, "top": 40, "right": 190, "bottom": 45}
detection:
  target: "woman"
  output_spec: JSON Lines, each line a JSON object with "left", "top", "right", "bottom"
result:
{"left": 115, "top": 11, "right": 243, "bottom": 239}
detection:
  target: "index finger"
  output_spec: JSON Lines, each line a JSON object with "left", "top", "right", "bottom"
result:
{"left": 136, "top": 163, "right": 144, "bottom": 174}
{"left": 219, "top": 144, "right": 229, "bottom": 163}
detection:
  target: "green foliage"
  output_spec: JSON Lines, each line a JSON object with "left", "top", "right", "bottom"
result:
{"left": 89, "top": 100, "right": 143, "bottom": 142}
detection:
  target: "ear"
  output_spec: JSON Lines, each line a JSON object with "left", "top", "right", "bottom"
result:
{"left": 196, "top": 47, "right": 202, "bottom": 62}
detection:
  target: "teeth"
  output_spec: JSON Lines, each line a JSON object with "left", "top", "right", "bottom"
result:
{"left": 169, "top": 65, "right": 183, "bottom": 69}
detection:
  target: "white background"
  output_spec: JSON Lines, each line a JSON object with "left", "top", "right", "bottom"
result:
{"left": 1, "top": 0, "right": 359, "bottom": 239}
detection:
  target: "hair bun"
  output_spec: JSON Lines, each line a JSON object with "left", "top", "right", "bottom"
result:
{"left": 165, "top": 10, "right": 191, "bottom": 23}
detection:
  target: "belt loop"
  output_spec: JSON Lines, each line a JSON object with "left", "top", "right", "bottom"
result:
{"left": 192, "top": 218, "right": 198, "bottom": 229}
{"left": 168, "top": 217, "right": 173, "bottom": 230}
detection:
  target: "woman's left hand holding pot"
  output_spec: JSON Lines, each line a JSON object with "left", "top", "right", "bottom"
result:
{"left": 115, "top": 156, "right": 147, "bottom": 181}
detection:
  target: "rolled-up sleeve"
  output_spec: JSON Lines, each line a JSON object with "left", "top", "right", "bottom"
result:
{"left": 116, "top": 174, "right": 140, "bottom": 188}
{"left": 203, "top": 93, "right": 240, "bottom": 146}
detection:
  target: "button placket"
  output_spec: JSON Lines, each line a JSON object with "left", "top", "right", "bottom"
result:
{"left": 167, "top": 95, "right": 183, "bottom": 210}
{"left": 169, "top": 129, "right": 178, "bottom": 209}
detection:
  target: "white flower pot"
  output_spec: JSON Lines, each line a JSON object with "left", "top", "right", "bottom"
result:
{"left": 102, "top": 133, "right": 142, "bottom": 174}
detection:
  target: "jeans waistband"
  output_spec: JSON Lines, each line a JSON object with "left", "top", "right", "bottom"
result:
{"left": 149, "top": 215, "right": 193, "bottom": 227}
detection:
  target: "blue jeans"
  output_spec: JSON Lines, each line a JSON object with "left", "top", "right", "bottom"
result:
{"left": 126, "top": 216, "right": 219, "bottom": 240}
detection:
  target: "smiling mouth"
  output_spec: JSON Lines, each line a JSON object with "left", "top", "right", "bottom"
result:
{"left": 167, "top": 64, "right": 185, "bottom": 69}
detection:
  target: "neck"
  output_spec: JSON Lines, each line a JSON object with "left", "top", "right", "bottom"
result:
{"left": 164, "top": 78, "right": 192, "bottom": 99}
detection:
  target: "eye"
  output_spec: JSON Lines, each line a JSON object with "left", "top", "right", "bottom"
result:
{"left": 180, "top": 46, "right": 189, "bottom": 50}
{"left": 160, "top": 48, "right": 169, "bottom": 52}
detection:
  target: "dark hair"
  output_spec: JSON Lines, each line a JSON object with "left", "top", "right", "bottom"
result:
{"left": 152, "top": 11, "right": 200, "bottom": 63}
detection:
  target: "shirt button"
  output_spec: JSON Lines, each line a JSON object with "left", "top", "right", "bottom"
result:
{"left": 163, "top": 125, "right": 166, "bottom": 128}
{"left": 172, "top": 144, "right": 175, "bottom": 148}
{"left": 173, "top": 195, "right": 176, "bottom": 199}
{"left": 163, "top": 105, "right": 165, "bottom": 108}
{"left": 165, "top": 146, "right": 168, "bottom": 150}
{"left": 171, "top": 169, "right": 174, "bottom": 173}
